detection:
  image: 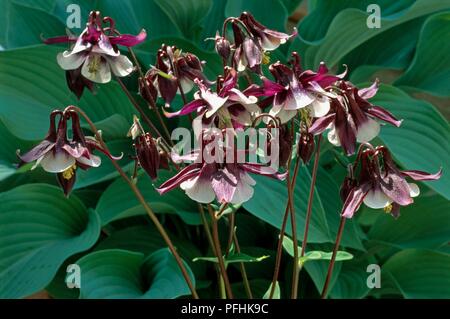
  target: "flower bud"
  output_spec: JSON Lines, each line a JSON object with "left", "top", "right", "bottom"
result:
{"left": 214, "top": 32, "right": 231, "bottom": 61}
{"left": 298, "top": 132, "right": 315, "bottom": 164}
{"left": 135, "top": 133, "right": 160, "bottom": 180}
{"left": 138, "top": 75, "right": 158, "bottom": 105}
{"left": 279, "top": 125, "right": 293, "bottom": 168}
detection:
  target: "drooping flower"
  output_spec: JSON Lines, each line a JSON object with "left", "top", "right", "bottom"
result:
{"left": 309, "top": 80, "right": 402, "bottom": 155}
{"left": 17, "top": 109, "right": 121, "bottom": 196}
{"left": 144, "top": 45, "right": 210, "bottom": 107}
{"left": 44, "top": 11, "right": 146, "bottom": 98}
{"left": 157, "top": 129, "right": 285, "bottom": 204}
{"left": 239, "top": 12, "right": 297, "bottom": 51}
{"left": 246, "top": 54, "right": 345, "bottom": 124}
{"left": 297, "top": 131, "right": 315, "bottom": 164}
{"left": 341, "top": 145, "right": 442, "bottom": 219}
{"left": 213, "top": 31, "right": 231, "bottom": 61}
{"left": 128, "top": 116, "right": 168, "bottom": 180}
{"left": 231, "top": 20, "right": 263, "bottom": 73}
{"left": 165, "top": 67, "right": 260, "bottom": 137}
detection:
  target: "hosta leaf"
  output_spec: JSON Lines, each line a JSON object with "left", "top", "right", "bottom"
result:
{"left": 370, "top": 84, "right": 450, "bottom": 200}
{"left": 225, "top": 0, "right": 288, "bottom": 31}
{"left": 382, "top": 249, "right": 450, "bottom": 298}
{"left": 368, "top": 193, "right": 450, "bottom": 249}
{"left": 77, "top": 248, "right": 195, "bottom": 299}
{"left": 97, "top": 0, "right": 181, "bottom": 38}
{"left": 96, "top": 170, "right": 201, "bottom": 225}
{"left": 263, "top": 281, "right": 280, "bottom": 299}
{"left": 94, "top": 225, "right": 206, "bottom": 276}
{"left": 395, "top": 11, "right": 450, "bottom": 97}
{"left": 329, "top": 256, "right": 373, "bottom": 299}
{"left": 298, "top": 0, "right": 450, "bottom": 69}
{"left": 0, "top": 2, "right": 65, "bottom": 49}
{"left": 0, "top": 184, "right": 101, "bottom": 298}
{"left": 153, "top": 0, "right": 212, "bottom": 42}
{"left": 243, "top": 166, "right": 331, "bottom": 243}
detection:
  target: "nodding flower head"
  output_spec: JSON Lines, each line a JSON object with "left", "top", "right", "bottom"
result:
{"left": 43, "top": 11, "right": 146, "bottom": 98}
{"left": 17, "top": 107, "right": 122, "bottom": 196}
{"left": 340, "top": 144, "right": 442, "bottom": 219}
{"left": 239, "top": 12, "right": 297, "bottom": 52}
{"left": 245, "top": 53, "right": 345, "bottom": 124}
{"left": 128, "top": 116, "right": 168, "bottom": 180}
{"left": 145, "top": 44, "right": 210, "bottom": 107}
{"left": 165, "top": 67, "right": 260, "bottom": 137}
{"left": 309, "top": 80, "right": 402, "bottom": 155}
{"left": 156, "top": 129, "right": 285, "bottom": 204}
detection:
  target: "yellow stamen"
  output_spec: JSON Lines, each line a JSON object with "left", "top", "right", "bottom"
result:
{"left": 262, "top": 52, "right": 270, "bottom": 65}
{"left": 384, "top": 204, "right": 393, "bottom": 214}
{"left": 88, "top": 55, "right": 101, "bottom": 74}
{"left": 62, "top": 164, "right": 77, "bottom": 180}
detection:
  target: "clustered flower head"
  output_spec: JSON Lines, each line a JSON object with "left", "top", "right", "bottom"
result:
{"left": 17, "top": 107, "right": 122, "bottom": 196}
{"left": 157, "top": 129, "right": 286, "bottom": 204}
{"left": 141, "top": 44, "right": 212, "bottom": 107}
{"left": 43, "top": 11, "right": 146, "bottom": 98}
{"left": 23, "top": 10, "right": 441, "bottom": 212}
{"left": 340, "top": 144, "right": 442, "bottom": 219}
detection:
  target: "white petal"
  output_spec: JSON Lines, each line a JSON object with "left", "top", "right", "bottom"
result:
{"left": 81, "top": 54, "right": 111, "bottom": 83}
{"left": 40, "top": 151, "right": 75, "bottom": 173}
{"left": 356, "top": 118, "right": 380, "bottom": 143}
{"left": 106, "top": 55, "right": 134, "bottom": 77}
{"left": 92, "top": 34, "right": 120, "bottom": 57}
{"left": 77, "top": 154, "right": 101, "bottom": 167}
{"left": 230, "top": 172, "right": 256, "bottom": 204}
{"left": 31, "top": 155, "right": 44, "bottom": 170}
{"left": 69, "top": 34, "right": 91, "bottom": 55}
{"left": 327, "top": 126, "right": 341, "bottom": 146}
{"left": 363, "top": 189, "right": 393, "bottom": 209}
{"left": 269, "top": 107, "right": 296, "bottom": 124}
{"left": 261, "top": 36, "right": 280, "bottom": 51}
{"left": 408, "top": 183, "right": 420, "bottom": 197}
{"left": 229, "top": 88, "right": 258, "bottom": 105}
{"left": 204, "top": 92, "right": 229, "bottom": 118}
{"left": 181, "top": 176, "right": 216, "bottom": 203}
{"left": 178, "top": 77, "right": 194, "bottom": 94}
{"left": 308, "top": 96, "right": 330, "bottom": 118}
{"left": 57, "top": 51, "right": 86, "bottom": 70}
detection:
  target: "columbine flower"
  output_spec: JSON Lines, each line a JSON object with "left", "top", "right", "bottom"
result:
{"left": 17, "top": 109, "right": 121, "bottom": 196}
{"left": 44, "top": 11, "right": 146, "bottom": 97}
{"left": 157, "top": 130, "right": 285, "bottom": 204}
{"left": 231, "top": 20, "right": 263, "bottom": 73}
{"left": 297, "top": 131, "right": 315, "bottom": 164}
{"left": 341, "top": 145, "right": 442, "bottom": 219}
{"left": 247, "top": 56, "right": 344, "bottom": 124}
{"left": 309, "top": 80, "right": 402, "bottom": 155}
{"left": 165, "top": 67, "right": 260, "bottom": 137}
{"left": 239, "top": 12, "right": 296, "bottom": 51}
{"left": 145, "top": 45, "right": 210, "bottom": 107}
{"left": 128, "top": 116, "right": 168, "bottom": 180}
{"left": 213, "top": 32, "right": 231, "bottom": 61}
